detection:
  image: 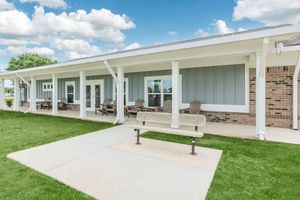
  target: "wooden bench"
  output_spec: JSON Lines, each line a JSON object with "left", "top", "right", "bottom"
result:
{"left": 130, "top": 112, "right": 206, "bottom": 155}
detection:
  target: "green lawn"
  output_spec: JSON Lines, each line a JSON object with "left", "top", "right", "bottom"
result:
{"left": 0, "top": 110, "right": 114, "bottom": 200}
{"left": 2, "top": 110, "right": 300, "bottom": 200}
{"left": 142, "top": 132, "right": 300, "bottom": 200}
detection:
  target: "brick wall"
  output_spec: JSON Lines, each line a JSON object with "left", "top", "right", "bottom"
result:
{"left": 201, "top": 66, "right": 295, "bottom": 128}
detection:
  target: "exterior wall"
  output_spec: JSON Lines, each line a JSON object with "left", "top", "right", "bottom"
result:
{"left": 181, "top": 64, "right": 245, "bottom": 105}
{"left": 202, "top": 66, "right": 295, "bottom": 128}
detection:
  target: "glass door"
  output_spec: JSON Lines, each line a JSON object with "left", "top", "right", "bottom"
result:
{"left": 85, "top": 80, "right": 103, "bottom": 112}
{"left": 86, "top": 85, "right": 92, "bottom": 110}
{"left": 95, "top": 84, "right": 101, "bottom": 109}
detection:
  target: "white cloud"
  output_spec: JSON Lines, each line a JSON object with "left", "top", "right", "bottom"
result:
{"left": 0, "top": 6, "right": 135, "bottom": 43}
{"left": 195, "top": 20, "right": 246, "bottom": 37}
{"left": 4, "top": 46, "right": 55, "bottom": 57}
{"left": 233, "top": 0, "right": 300, "bottom": 25}
{"left": 214, "top": 20, "right": 234, "bottom": 34}
{"left": 168, "top": 31, "right": 178, "bottom": 36}
{"left": 0, "top": 38, "right": 28, "bottom": 46}
{"left": 19, "top": 0, "right": 67, "bottom": 9}
{"left": 195, "top": 28, "right": 209, "bottom": 37}
{"left": 51, "top": 38, "right": 102, "bottom": 60}
{"left": 0, "top": 0, "right": 14, "bottom": 11}
{"left": 0, "top": 6, "right": 136, "bottom": 61}
{"left": 123, "top": 42, "right": 141, "bottom": 50}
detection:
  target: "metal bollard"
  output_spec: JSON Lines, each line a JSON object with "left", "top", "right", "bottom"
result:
{"left": 136, "top": 129, "right": 141, "bottom": 145}
{"left": 190, "top": 137, "right": 197, "bottom": 155}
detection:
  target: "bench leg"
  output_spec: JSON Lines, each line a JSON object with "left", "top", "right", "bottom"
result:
{"left": 135, "top": 129, "right": 141, "bottom": 145}
{"left": 190, "top": 137, "right": 197, "bottom": 155}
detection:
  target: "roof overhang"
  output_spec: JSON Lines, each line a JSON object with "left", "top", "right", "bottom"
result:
{"left": 1, "top": 24, "right": 300, "bottom": 79}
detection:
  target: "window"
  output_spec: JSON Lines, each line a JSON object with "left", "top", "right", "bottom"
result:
{"left": 65, "top": 81, "right": 75, "bottom": 104}
{"left": 145, "top": 76, "right": 173, "bottom": 107}
{"left": 113, "top": 78, "right": 128, "bottom": 105}
{"left": 42, "top": 82, "right": 53, "bottom": 92}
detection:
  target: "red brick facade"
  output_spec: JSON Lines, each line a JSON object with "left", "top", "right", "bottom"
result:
{"left": 201, "top": 66, "right": 296, "bottom": 128}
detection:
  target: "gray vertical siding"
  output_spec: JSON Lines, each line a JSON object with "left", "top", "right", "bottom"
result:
{"left": 181, "top": 64, "right": 245, "bottom": 105}
{"left": 35, "top": 64, "right": 245, "bottom": 105}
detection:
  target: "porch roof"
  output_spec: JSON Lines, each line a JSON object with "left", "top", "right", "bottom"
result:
{"left": 1, "top": 24, "right": 300, "bottom": 79}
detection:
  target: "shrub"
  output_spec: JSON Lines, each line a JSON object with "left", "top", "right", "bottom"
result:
{"left": 5, "top": 98, "right": 14, "bottom": 108}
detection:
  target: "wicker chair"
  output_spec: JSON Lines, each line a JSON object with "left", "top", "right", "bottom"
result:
{"left": 181, "top": 100, "right": 201, "bottom": 114}
{"left": 126, "top": 99, "right": 144, "bottom": 117}
{"left": 105, "top": 99, "right": 117, "bottom": 116}
{"left": 158, "top": 100, "right": 172, "bottom": 113}
{"left": 95, "top": 99, "right": 111, "bottom": 115}
{"left": 58, "top": 97, "right": 71, "bottom": 110}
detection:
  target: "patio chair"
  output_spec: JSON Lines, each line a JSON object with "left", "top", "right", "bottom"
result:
{"left": 58, "top": 97, "right": 71, "bottom": 110}
{"left": 158, "top": 100, "right": 172, "bottom": 113}
{"left": 126, "top": 99, "right": 144, "bottom": 117}
{"left": 95, "top": 99, "right": 111, "bottom": 115}
{"left": 41, "top": 98, "right": 52, "bottom": 110}
{"left": 181, "top": 100, "right": 201, "bottom": 114}
{"left": 105, "top": 99, "right": 117, "bottom": 116}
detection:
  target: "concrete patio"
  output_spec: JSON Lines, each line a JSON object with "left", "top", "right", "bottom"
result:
{"left": 8, "top": 124, "right": 222, "bottom": 200}
{"left": 5, "top": 106, "right": 300, "bottom": 145}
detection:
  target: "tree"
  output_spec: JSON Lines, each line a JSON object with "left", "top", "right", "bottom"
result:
{"left": 8, "top": 53, "right": 57, "bottom": 71}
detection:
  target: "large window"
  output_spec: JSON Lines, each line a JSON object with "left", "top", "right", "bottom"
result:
{"left": 65, "top": 81, "right": 75, "bottom": 103}
{"left": 145, "top": 76, "right": 173, "bottom": 107}
{"left": 113, "top": 78, "right": 128, "bottom": 105}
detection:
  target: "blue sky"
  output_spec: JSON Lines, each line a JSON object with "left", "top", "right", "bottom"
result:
{"left": 0, "top": 0, "right": 299, "bottom": 70}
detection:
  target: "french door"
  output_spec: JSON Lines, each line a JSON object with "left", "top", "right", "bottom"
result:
{"left": 86, "top": 80, "right": 104, "bottom": 112}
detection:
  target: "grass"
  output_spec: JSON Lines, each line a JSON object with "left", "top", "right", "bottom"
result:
{"left": 142, "top": 132, "right": 300, "bottom": 200}
{"left": 0, "top": 110, "right": 114, "bottom": 200}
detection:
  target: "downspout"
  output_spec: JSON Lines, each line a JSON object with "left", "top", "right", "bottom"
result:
{"left": 104, "top": 60, "right": 120, "bottom": 124}
{"left": 293, "top": 51, "right": 300, "bottom": 130}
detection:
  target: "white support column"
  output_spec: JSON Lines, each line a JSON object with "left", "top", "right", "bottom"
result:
{"left": 30, "top": 76, "right": 36, "bottom": 112}
{"left": 171, "top": 60, "right": 180, "bottom": 129}
{"left": 79, "top": 71, "right": 87, "bottom": 118}
{"left": 293, "top": 52, "right": 300, "bottom": 130}
{"left": 117, "top": 66, "right": 125, "bottom": 123}
{"left": 13, "top": 78, "right": 20, "bottom": 111}
{"left": 52, "top": 73, "right": 58, "bottom": 115}
{"left": 0, "top": 79, "right": 5, "bottom": 109}
{"left": 256, "top": 38, "right": 269, "bottom": 140}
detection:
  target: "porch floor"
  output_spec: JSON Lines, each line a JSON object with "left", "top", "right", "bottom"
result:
{"left": 7, "top": 106, "right": 300, "bottom": 145}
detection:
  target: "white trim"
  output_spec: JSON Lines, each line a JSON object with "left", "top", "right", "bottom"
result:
{"left": 65, "top": 81, "right": 76, "bottom": 104}
{"left": 113, "top": 77, "right": 128, "bottom": 105}
{"left": 181, "top": 103, "right": 248, "bottom": 113}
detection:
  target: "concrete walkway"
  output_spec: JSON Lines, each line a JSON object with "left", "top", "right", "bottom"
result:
{"left": 8, "top": 125, "right": 222, "bottom": 200}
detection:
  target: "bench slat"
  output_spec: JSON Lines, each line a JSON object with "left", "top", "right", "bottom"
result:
{"left": 130, "top": 125, "right": 204, "bottom": 138}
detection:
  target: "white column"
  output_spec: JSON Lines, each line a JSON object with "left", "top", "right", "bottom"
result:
{"left": 30, "top": 76, "right": 37, "bottom": 112}
{"left": 117, "top": 66, "right": 125, "bottom": 122}
{"left": 14, "top": 78, "right": 20, "bottom": 111}
{"left": 79, "top": 71, "right": 87, "bottom": 118}
{"left": 293, "top": 55, "right": 300, "bottom": 130}
{"left": 52, "top": 73, "right": 58, "bottom": 115}
{"left": 171, "top": 60, "right": 180, "bottom": 128}
{"left": 256, "top": 38, "right": 269, "bottom": 140}
{"left": 0, "top": 79, "right": 5, "bottom": 109}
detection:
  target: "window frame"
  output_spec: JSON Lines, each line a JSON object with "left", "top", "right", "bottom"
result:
{"left": 144, "top": 75, "right": 182, "bottom": 107}
{"left": 42, "top": 82, "right": 53, "bottom": 92}
{"left": 65, "top": 81, "right": 76, "bottom": 104}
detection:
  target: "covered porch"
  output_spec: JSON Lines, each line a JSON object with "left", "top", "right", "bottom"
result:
{"left": 1, "top": 25, "right": 300, "bottom": 141}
